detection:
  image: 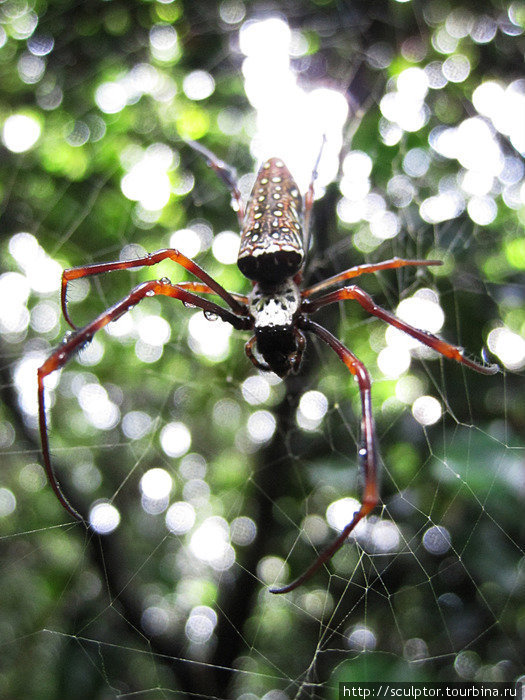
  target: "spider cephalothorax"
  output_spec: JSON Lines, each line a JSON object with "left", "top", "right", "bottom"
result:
{"left": 38, "top": 141, "right": 498, "bottom": 594}
{"left": 248, "top": 280, "right": 303, "bottom": 377}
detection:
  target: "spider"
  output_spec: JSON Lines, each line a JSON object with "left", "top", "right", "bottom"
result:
{"left": 37, "top": 140, "right": 498, "bottom": 594}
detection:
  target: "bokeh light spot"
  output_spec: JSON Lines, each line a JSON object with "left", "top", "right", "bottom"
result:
{"left": 140, "top": 468, "right": 172, "bottom": 500}
{"left": 247, "top": 410, "right": 276, "bottom": 443}
{"left": 230, "top": 516, "right": 257, "bottom": 546}
{"left": 212, "top": 231, "right": 240, "bottom": 264}
{"left": 165, "top": 501, "right": 196, "bottom": 535}
{"left": 160, "top": 422, "right": 191, "bottom": 458}
{"left": 188, "top": 312, "right": 232, "bottom": 361}
{"left": 412, "top": 395, "right": 442, "bottom": 426}
{"left": 487, "top": 327, "right": 525, "bottom": 370}
{"left": 423, "top": 525, "right": 451, "bottom": 555}
{"left": 95, "top": 82, "right": 127, "bottom": 114}
{"left": 326, "top": 498, "right": 367, "bottom": 538}
{"left": 2, "top": 114, "right": 41, "bottom": 153}
{"left": 183, "top": 70, "right": 215, "bottom": 101}
{"left": 241, "top": 375, "right": 271, "bottom": 405}
{"left": 0, "top": 488, "right": 17, "bottom": 517}
{"left": 89, "top": 502, "right": 121, "bottom": 534}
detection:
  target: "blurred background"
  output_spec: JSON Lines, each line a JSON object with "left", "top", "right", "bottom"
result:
{"left": 0, "top": 0, "right": 524, "bottom": 697}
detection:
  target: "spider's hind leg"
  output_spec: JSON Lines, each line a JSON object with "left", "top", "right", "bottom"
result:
{"left": 270, "top": 317, "right": 379, "bottom": 594}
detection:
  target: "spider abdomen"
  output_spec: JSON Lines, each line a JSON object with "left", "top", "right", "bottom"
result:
{"left": 238, "top": 158, "right": 304, "bottom": 285}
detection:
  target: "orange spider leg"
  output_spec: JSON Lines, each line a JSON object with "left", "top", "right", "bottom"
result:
{"left": 61, "top": 248, "right": 247, "bottom": 329}
{"left": 175, "top": 281, "right": 249, "bottom": 305}
{"left": 302, "top": 258, "right": 443, "bottom": 298}
{"left": 244, "top": 335, "right": 271, "bottom": 372}
{"left": 270, "top": 318, "right": 379, "bottom": 594}
{"left": 39, "top": 280, "right": 249, "bottom": 522}
{"left": 303, "top": 285, "right": 498, "bottom": 374}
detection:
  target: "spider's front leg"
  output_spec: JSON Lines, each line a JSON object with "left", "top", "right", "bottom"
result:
{"left": 39, "top": 279, "right": 247, "bottom": 522}
{"left": 291, "top": 329, "right": 307, "bottom": 373}
{"left": 302, "top": 258, "right": 443, "bottom": 298}
{"left": 270, "top": 318, "right": 379, "bottom": 594}
{"left": 245, "top": 335, "right": 272, "bottom": 373}
{"left": 61, "top": 248, "right": 247, "bottom": 330}
{"left": 175, "top": 281, "right": 249, "bottom": 307}
{"left": 303, "top": 284, "right": 499, "bottom": 374}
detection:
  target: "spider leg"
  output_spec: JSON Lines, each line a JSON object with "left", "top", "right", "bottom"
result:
{"left": 39, "top": 280, "right": 249, "bottom": 523}
{"left": 61, "top": 248, "right": 247, "bottom": 329}
{"left": 270, "top": 318, "right": 379, "bottom": 594}
{"left": 302, "top": 285, "right": 499, "bottom": 374}
{"left": 302, "top": 258, "right": 443, "bottom": 298}
{"left": 183, "top": 138, "right": 245, "bottom": 225}
{"left": 175, "top": 281, "right": 249, "bottom": 305}
{"left": 303, "top": 135, "right": 326, "bottom": 259}
{"left": 291, "top": 328, "right": 306, "bottom": 373}
{"left": 245, "top": 335, "right": 272, "bottom": 372}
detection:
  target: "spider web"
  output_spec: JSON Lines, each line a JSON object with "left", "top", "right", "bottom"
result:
{"left": 1, "top": 3, "right": 524, "bottom": 699}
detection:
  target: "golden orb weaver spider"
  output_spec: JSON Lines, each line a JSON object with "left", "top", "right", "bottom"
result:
{"left": 37, "top": 140, "right": 498, "bottom": 594}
